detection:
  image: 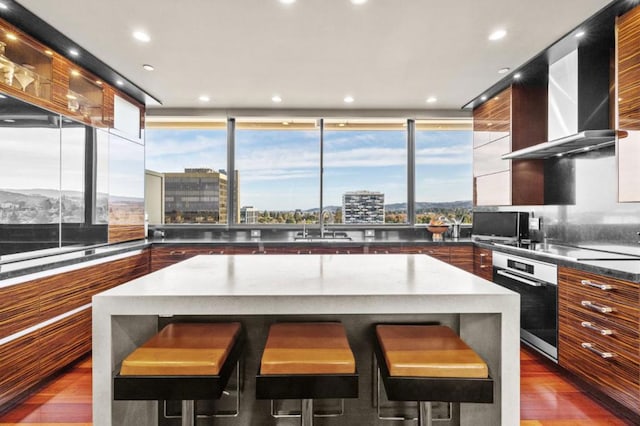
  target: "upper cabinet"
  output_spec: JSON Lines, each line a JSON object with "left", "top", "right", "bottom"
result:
{"left": 616, "top": 4, "right": 640, "bottom": 202}
{"left": 0, "top": 20, "right": 53, "bottom": 103}
{"left": 0, "top": 17, "right": 143, "bottom": 130}
{"left": 473, "top": 85, "right": 547, "bottom": 206}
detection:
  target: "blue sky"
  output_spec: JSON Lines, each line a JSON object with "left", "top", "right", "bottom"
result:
{"left": 145, "top": 128, "right": 472, "bottom": 211}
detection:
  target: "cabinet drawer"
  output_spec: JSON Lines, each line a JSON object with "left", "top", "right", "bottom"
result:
{"left": 559, "top": 331, "right": 639, "bottom": 413}
{"left": 473, "top": 248, "right": 493, "bottom": 281}
{"left": 559, "top": 267, "right": 639, "bottom": 331}
{"left": 560, "top": 267, "right": 638, "bottom": 307}
{"left": 424, "top": 247, "right": 450, "bottom": 262}
{"left": 151, "top": 246, "right": 237, "bottom": 271}
{"left": 560, "top": 305, "right": 638, "bottom": 360}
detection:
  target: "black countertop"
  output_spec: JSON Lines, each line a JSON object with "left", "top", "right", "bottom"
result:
{"left": 2, "top": 238, "right": 639, "bottom": 284}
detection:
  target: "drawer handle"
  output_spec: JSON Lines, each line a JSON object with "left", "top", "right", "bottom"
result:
{"left": 208, "top": 250, "right": 224, "bottom": 255}
{"left": 581, "top": 300, "right": 614, "bottom": 314}
{"left": 580, "top": 321, "right": 613, "bottom": 336}
{"left": 169, "top": 250, "right": 186, "bottom": 256}
{"left": 581, "top": 279, "right": 613, "bottom": 291}
{"left": 581, "top": 342, "right": 615, "bottom": 359}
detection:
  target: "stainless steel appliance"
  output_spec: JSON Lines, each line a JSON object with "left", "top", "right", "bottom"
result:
{"left": 472, "top": 211, "right": 529, "bottom": 243}
{"left": 492, "top": 251, "right": 558, "bottom": 361}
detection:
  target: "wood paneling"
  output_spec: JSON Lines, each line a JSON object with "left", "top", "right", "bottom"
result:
{"left": 108, "top": 224, "right": 145, "bottom": 244}
{"left": 558, "top": 266, "right": 639, "bottom": 414}
{"left": 0, "top": 251, "right": 149, "bottom": 413}
{"left": 424, "top": 246, "right": 450, "bottom": 262}
{"left": 51, "top": 56, "right": 70, "bottom": 108}
{"left": 449, "top": 246, "right": 474, "bottom": 273}
{"left": 473, "top": 247, "right": 493, "bottom": 281}
{"left": 0, "top": 332, "right": 40, "bottom": 408}
{"left": 39, "top": 309, "right": 92, "bottom": 379}
{"left": 473, "top": 85, "right": 546, "bottom": 206}
{"left": 2, "top": 251, "right": 149, "bottom": 339}
{"left": 0, "top": 281, "right": 40, "bottom": 339}
{"left": 617, "top": 5, "right": 640, "bottom": 131}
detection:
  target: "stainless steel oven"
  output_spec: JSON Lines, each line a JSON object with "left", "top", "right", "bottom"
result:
{"left": 492, "top": 252, "right": 558, "bottom": 361}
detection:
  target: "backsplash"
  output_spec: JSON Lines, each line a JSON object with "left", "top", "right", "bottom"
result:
{"left": 481, "top": 147, "right": 640, "bottom": 246}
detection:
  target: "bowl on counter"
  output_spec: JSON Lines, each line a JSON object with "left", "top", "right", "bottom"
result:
{"left": 426, "top": 225, "right": 449, "bottom": 241}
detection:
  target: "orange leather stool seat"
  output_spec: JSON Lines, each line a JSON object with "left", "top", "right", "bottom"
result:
{"left": 376, "top": 324, "right": 488, "bottom": 378}
{"left": 260, "top": 322, "right": 356, "bottom": 375}
{"left": 120, "top": 322, "right": 241, "bottom": 376}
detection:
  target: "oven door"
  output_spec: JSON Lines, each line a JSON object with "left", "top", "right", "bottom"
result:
{"left": 493, "top": 267, "right": 558, "bottom": 361}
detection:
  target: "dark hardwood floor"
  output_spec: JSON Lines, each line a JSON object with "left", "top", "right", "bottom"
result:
{"left": 0, "top": 346, "right": 634, "bottom": 425}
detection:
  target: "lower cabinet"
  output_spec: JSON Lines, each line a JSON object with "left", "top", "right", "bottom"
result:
{"left": 473, "top": 247, "right": 493, "bottom": 280}
{"left": 0, "top": 250, "right": 150, "bottom": 412}
{"left": 558, "top": 267, "right": 640, "bottom": 414}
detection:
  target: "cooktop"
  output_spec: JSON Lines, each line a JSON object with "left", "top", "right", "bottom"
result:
{"left": 492, "top": 241, "right": 640, "bottom": 261}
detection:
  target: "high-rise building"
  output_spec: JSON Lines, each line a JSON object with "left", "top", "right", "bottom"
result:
{"left": 240, "top": 206, "right": 259, "bottom": 224}
{"left": 163, "top": 168, "right": 239, "bottom": 223}
{"left": 342, "top": 190, "right": 384, "bottom": 223}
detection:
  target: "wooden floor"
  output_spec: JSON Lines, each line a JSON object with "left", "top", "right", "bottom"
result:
{"left": 0, "top": 346, "right": 634, "bottom": 425}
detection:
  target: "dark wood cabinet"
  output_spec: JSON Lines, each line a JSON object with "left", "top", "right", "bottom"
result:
{"left": 616, "top": 5, "right": 640, "bottom": 202}
{"left": 558, "top": 267, "right": 639, "bottom": 414}
{"left": 473, "top": 247, "right": 493, "bottom": 281}
{"left": 0, "top": 250, "right": 150, "bottom": 411}
{"left": 449, "top": 246, "right": 474, "bottom": 273}
{"left": 473, "top": 85, "right": 546, "bottom": 206}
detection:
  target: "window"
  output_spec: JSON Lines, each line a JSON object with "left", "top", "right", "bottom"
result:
{"left": 415, "top": 120, "right": 473, "bottom": 224}
{"left": 323, "top": 119, "right": 407, "bottom": 224}
{"left": 235, "top": 118, "right": 320, "bottom": 224}
{"left": 145, "top": 121, "right": 227, "bottom": 224}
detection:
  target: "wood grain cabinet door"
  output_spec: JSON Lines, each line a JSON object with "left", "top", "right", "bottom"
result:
{"left": 616, "top": 5, "right": 640, "bottom": 202}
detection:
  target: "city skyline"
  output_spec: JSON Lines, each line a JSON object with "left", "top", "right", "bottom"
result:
{"left": 145, "top": 127, "right": 472, "bottom": 212}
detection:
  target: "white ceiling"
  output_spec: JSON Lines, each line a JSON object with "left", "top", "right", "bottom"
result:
{"left": 17, "top": 0, "right": 613, "bottom": 112}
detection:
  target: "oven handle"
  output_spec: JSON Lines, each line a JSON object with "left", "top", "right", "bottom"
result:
{"left": 496, "top": 269, "right": 544, "bottom": 287}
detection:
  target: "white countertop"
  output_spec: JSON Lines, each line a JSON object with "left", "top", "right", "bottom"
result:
{"left": 93, "top": 254, "right": 520, "bottom": 426}
{"left": 98, "top": 254, "right": 515, "bottom": 300}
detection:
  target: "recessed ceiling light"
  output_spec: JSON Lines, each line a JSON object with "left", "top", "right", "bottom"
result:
{"left": 271, "top": 95, "right": 282, "bottom": 103}
{"left": 351, "top": 0, "right": 368, "bottom": 4}
{"left": 6, "top": 33, "right": 17, "bottom": 41}
{"left": 198, "top": 95, "right": 210, "bottom": 102}
{"left": 279, "top": 0, "right": 296, "bottom": 4}
{"left": 69, "top": 48, "right": 79, "bottom": 57}
{"left": 344, "top": 95, "right": 354, "bottom": 103}
{"left": 142, "top": 64, "right": 155, "bottom": 71}
{"left": 0, "top": 94, "right": 6, "bottom": 99}
{"left": 338, "top": 122, "right": 346, "bottom": 127}
{"left": 514, "top": 73, "right": 522, "bottom": 79}
{"left": 282, "top": 121, "right": 289, "bottom": 126}
{"left": 4, "top": 119, "right": 15, "bottom": 123}
{"left": 426, "top": 96, "right": 437, "bottom": 103}
{"left": 575, "top": 31, "right": 585, "bottom": 38}
{"left": 0, "top": 3, "right": 8, "bottom": 10}
{"left": 583, "top": 147, "right": 590, "bottom": 151}
{"left": 498, "top": 67, "right": 510, "bottom": 74}
{"left": 556, "top": 153, "right": 563, "bottom": 157}
{"left": 480, "top": 95, "right": 488, "bottom": 101}
{"left": 116, "top": 80, "right": 124, "bottom": 86}
{"left": 489, "top": 29, "right": 507, "bottom": 41}
{"left": 133, "top": 31, "right": 151, "bottom": 42}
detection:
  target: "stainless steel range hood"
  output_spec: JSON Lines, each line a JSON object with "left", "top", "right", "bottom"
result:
{"left": 502, "top": 130, "right": 619, "bottom": 159}
{"left": 503, "top": 46, "right": 614, "bottom": 160}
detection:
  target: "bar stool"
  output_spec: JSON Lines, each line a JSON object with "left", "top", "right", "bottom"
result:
{"left": 256, "top": 322, "right": 359, "bottom": 426}
{"left": 374, "top": 324, "right": 493, "bottom": 426}
{"left": 114, "top": 322, "right": 243, "bottom": 426}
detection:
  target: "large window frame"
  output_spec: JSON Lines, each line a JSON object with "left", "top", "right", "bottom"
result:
{"left": 145, "top": 116, "right": 472, "bottom": 227}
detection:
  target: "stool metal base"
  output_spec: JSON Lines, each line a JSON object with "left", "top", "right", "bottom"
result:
{"left": 181, "top": 400, "right": 195, "bottom": 426}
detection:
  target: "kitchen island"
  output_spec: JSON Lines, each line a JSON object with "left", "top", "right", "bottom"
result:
{"left": 92, "top": 254, "right": 520, "bottom": 425}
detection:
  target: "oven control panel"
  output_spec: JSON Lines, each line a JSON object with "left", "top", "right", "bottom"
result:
{"left": 493, "top": 252, "right": 558, "bottom": 285}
